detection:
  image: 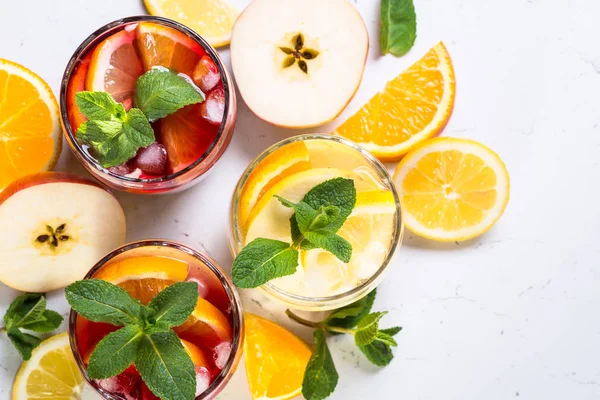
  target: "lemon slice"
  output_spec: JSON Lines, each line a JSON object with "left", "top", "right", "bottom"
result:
{"left": 393, "top": 137, "right": 510, "bottom": 241}
{"left": 12, "top": 333, "right": 98, "bottom": 400}
{"left": 143, "top": 0, "right": 239, "bottom": 48}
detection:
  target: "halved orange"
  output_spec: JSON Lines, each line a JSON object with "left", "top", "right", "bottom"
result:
{"left": 143, "top": 0, "right": 239, "bottom": 48}
{"left": 393, "top": 137, "right": 510, "bottom": 241}
{"left": 136, "top": 22, "right": 204, "bottom": 78}
{"left": 334, "top": 42, "right": 456, "bottom": 161}
{"left": 244, "top": 313, "right": 311, "bottom": 400}
{"left": 0, "top": 59, "right": 61, "bottom": 191}
{"left": 238, "top": 141, "right": 311, "bottom": 228}
{"left": 85, "top": 28, "right": 143, "bottom": 103}
{"left": 96, "top": 255, "right": 232, "bottom": 348}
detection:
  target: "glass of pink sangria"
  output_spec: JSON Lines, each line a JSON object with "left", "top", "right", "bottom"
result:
{"left": 60, "top": 16, "right": 236, "bottom": 194}
{"left": 68, "top": 240, "right": 244, "bottom": 399}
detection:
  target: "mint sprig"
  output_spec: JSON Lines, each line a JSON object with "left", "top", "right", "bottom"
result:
{"left": 232, "top": 178, "right": 356, "bottom": 288}
{"left": 1, "top": 293, "right": 63, "bottom": 360}
{"left": 380, "top": 0, "right": 417, "bottom": 57}
{"left": 286, "top": 289, "right": 401, "bottom": 400}
{"left": 66, "top": 280, "right": 199, "bottom": 400}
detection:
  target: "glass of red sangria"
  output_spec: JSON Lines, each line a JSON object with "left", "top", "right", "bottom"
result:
{"left": 68, "top": 240, "right": 244, "bottom": 399}
{"left": 60, "top": 16, "right": 236, "bottom": 194}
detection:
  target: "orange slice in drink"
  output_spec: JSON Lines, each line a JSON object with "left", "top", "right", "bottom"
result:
{"left": 96, "top": 256, "right": 232, "bottom": 348}
{"left": 136, "top": 22, "right": 204, "bottom": 78}
{"left": 66, "top": 54, "right": 91, "bottom": 132}
{"left": 334, "top": 42, "right": 456, "bottom": 161}
{"left": 393, "top": 137, "right": 510, "bottom": 241}
{"left": 244, "top": 313, "right": 311, "bottom": 400}
{"left": 86, "top": 28, "right": 143, "bottom": 103}
{"left": 0, "top": 59, "right": 62, "bottom": 191}
{"left": 238, "top": 141, "right": 311, "bottom": 228}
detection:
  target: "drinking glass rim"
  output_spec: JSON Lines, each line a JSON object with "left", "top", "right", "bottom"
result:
{"left": 68, "top": 239, "right": 244, "bottom": 400}
{"left": 230, "top": 134, "right": 404, "bottom": 308}
{"left": 59, "top": 15, "right": 231, "bottom": 185}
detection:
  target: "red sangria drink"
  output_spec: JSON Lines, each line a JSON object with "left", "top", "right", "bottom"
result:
{"left": 68, "top": 241, "right": 244, "bottom": 400}
{"left": 60, "top": 17, "right": 236, "bottom": 194}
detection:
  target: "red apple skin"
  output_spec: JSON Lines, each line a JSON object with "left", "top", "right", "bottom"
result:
{"left": 0, "top": 172, "right": 111, "bottom": 206}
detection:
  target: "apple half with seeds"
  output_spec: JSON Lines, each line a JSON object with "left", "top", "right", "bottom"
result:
{"left": 0, "top": 172, "right": 126, "bottom": 292}
{"left": 230, "top": 0, "right": 369, "bottom": 128}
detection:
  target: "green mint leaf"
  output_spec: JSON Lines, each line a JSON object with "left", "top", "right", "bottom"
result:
{"left": 274, "top": 195, "right": 297, "bottom": 209}
{"left": 309, "top": 205, "right": 341, "bottom": 231}
{"left": 232, "top": 238, "right": 299, "bottom": 288}
{"left": 6, "top": 329, "right": 42, "bottom": 360}
{"left": 88, "top": 325, "right": 143, "bottom": 379}
{"left": 380, "top": 0, "right": 417, "bottom": 57}
{"left": 355, "top": 312, "right": 388, "bottom": 346}
{"left": 135, "top": 68, "right": 204, "bottom": 121}
{"left": 147, "top": 282, "right": 198, "bottom": 328}
{"left": 136, "top": 330, "right": 196, "bottom": 400}
{"left": 302, "top": 329, "right": 338, "bottom": 400}
{"left": 3, "top": 293, "right": 46, "bottom": 330}
{"left": 21, "top": 310, "right": 63, "bottom": 333}
{"left": 76, "top": 91, "right": 126, "bottom": 121}
{"left": 66, "top": 279, "right": 143, "bottom": 326}
{"left": 303, "top": 232, "right": 352, "bottom": 263}
{"left": 374, "top": 331, "right": 398, "bottom": 347}
{"left": 324, "top": 289, "right": 376, "bottom": 331}
{"left": 358, "top": 340, "right": 394, "bottom": 367}
{"left": 380, "top": 326, "right": 402, "bottom": 336}
{"left": 300, "top": 178, "right": 356, "bottom": 232}
{"left": 76, "top": 105, "right": 155, "bottom": 168}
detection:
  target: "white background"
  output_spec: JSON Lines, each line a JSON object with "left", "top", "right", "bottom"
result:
{"left": 2, "top": 0, "right": 600, "bottom": 399}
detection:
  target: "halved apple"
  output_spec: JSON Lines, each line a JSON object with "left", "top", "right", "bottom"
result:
{"left": 0, "top": 172, "right": 126, "bottom": 292}
{"left": 230, "top": 0, "right": 369, "bottom": 128}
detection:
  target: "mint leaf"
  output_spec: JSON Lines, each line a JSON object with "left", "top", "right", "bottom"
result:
{"left": 325, "top": 289, "right": 376, "bottom": 331}
{"left": 303, "top": 231, "right": 352, "bottom": 263}
{"left": 76, "top": 91, "right": 126, "bottom": 121}
{"left": 355, "top": 312, "right": 387, "bottom": 346}
{"left": 380, "top": 326, "right": 402, "bottom": 336}
{"left": 380, "top": 0, "right": 417, "bottom": 57}
{"left": 4, "top": 293, "right": 46, "bottom": 330}
{"left": 232, "top": 238, "right": 299, "bottom": 288}
{"left": 374, "top": 331, "right": 398, "bottom": 347}
{"left": 136, "top": 330, "right": 196, "bottom": 400}
{"left": 135, "top": 68, "right": 204, "bottom": 122}
{"left": 66, "top": 279, "right": 142, "bottom": 326}
{"left": 358, "top": 340, "right": 395, "bottom": 367}
{"left": 147, "top": 282, "right": 198, "bottom": 328}
{"left": 302, "top": 329, "right": 338, "bottom": 400}
{"left": 300, "top": 178, "right": 356, "bottom": 232}
{"left": 7, "top": 329, "right": 41, "bottom": 360}
{"left": 21, "top": 310, "right": 63, "bottom": 333}
{"left": 88, "top": 325, "right": 143, "bottom": 379}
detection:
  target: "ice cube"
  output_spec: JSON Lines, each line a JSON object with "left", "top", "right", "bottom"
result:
{"left": 213, "top": 342, "right": 232, "bottom": 370}
{"left": 302, "top": 250, "right": 349, "bottom": 297}
{"left": 195, "top": 366, "right": 211, "bottom": 396}
{"left": 125, "top": 168, "right": 143, "bottom": 179}
{"left": 133, "top": 142, "right": 167, "bottom": 175}
{"left": 187, "top": 277, "right": 209, "bottom": 299}
{"left": 108, "top": 163, "right": 133, "bottom": 176}
{"left": 193, "top": 56, "right": 220, "bottom": 92}
{"left": 201, "top": 87, "right": 225, "bottom": 125}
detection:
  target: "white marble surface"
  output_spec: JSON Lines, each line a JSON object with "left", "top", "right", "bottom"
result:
{"left": 2, "top": 0, "right": 600, "bottom": 398}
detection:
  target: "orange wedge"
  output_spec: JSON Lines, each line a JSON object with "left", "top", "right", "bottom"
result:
{"left": 66, "top": 54, "right": 90, "bottom": 132}
{"left": 85, "top": 28, "right": 143, "bottom": 103}
{"left": 238, "top": 141, "right": 311, "bottom": 228}
{"left": 334, "top": 42, "right": 456, "bottom": 161}
{"left": 97, "top": 255, "right": 232, "bottom": 348}
{"left": 244, "top": 314, "right": 311, "bottom": 400}
{"left": 393, "top": 137, "right": 510, "bottom": 241}
{"left": 136, "top": 22, "right": 205, "bottom": 78}
{"left": 0, "top": 59, "right": 61, "bottom": 191}
{"left": 143, "top": 0, "right": 239, "bottom": 48}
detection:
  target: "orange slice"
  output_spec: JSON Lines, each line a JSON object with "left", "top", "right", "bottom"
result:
{"left": 97, "top": 255, "right": 232, "bottom": 348}
{"left": 238, "top": 141, "right": 311, "bottom": 228}
{"left": 244, "top": 313, "right": 311, "bottom": 400}
{"left": 85, "top": 28, "right": 143, "bottom": 103}
{"left": 0, "top": 59, "right": 61, "bottom": 191}
{"left": 66, "top": 54, "right": 91, "bottom": 132}
{"left": 334, "top": 42, "right": 456, "bottom": 161}
{"left": 136, "top": 22, "right": 205, "bottom": 78}
{"left": 143, "top": 0, "right": 239, "bottom": 48}
{"left": 393, "top": 137, "right": 510, "bottom": 241}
